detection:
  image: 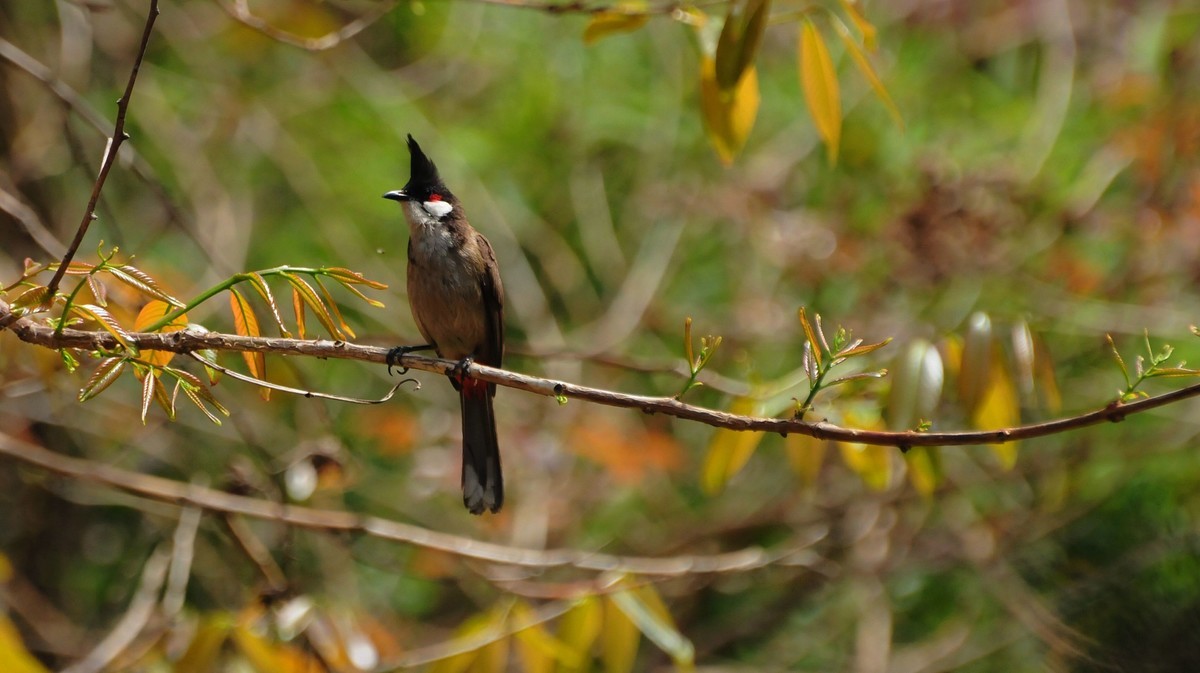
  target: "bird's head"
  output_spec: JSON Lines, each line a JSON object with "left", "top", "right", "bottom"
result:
{"left": 383, "top": 134, "right": 456, "bottom": 220}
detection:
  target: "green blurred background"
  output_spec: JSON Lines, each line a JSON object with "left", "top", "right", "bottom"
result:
{"left": 2, "top": 0, "right": 1200, "bottom": 670}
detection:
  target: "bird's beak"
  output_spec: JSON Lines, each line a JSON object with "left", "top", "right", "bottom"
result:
{"left": 383, "top": 190, "right": 409, "bottom": 202}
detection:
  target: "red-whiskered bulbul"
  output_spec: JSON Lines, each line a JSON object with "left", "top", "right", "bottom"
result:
{"left": 384, "top": 135, "right": 504, "bottom": 515}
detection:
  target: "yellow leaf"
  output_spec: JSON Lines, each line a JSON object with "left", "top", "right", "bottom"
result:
{"left": 135, "top": 300, "right": 188, "bottom": 369}
{"left": 608, "top": 585, "right": 694, "bottom": 670}
{"left": 511, "top": 602, "right": 577, "bottom": 673}
{"left": 72, "top": 303, "right": 134, "bottom": 350}
{"left": 601, "top": 595, "right": 639, "bottom": 673}
{"left": 799, "top": 19, "right": 841, "bottom": 164}
{"left": 831, "top": 17, "right": 903, "bottom": 129}
{"left": 837, "top": 408, "right": 890, "bottom": 490}
{"left": 232, "top": 626, "right": 318, "bottom": 673}
{"left": 583, "top": 3, "right": 648, "bottom": 45}
{"left": 700, "top": 57, "right": 760, "bottom": 165}
{"left": 0, "top": 615, "right": 48, "bottom": 673}
{"left": 904, "top": 446, "right": 941, "bottom": 497}
{"left": 429, "top": 610, "right": 506, "bottom": 673}
{"left": 785, "top": 433, "right": 826, "bottom": 487}
{"left": 556, "top": 597, "right": 602, "bottom": 673}
{"left": 839, "top": 442, "right": 891, "bottom": 490}
{"left": 175, "top": 619, "right": 231, "bottom": 673}
{"left": 973, "top": 363, "right": 1020, "bottom": 469}
{"left": 1034, "top": 333, "right": 1062, "bottom": 414}
{"left": 701, "top": 396, "right": 765, "bottom": 494}
{"left": 229, "top": 288, "right": 269, "bottom": 401}
{"left": 837, "top": 0, "right": 877, "bottom": 50}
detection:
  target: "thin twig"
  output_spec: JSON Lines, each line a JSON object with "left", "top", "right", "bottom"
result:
{"left": 189, "top": 352, "right": 418, "bottom": 403}
{"left": 223, "top": 515, "right": 289, "bottom": 592}
{"left": 0, "top": 36, "right": 189, "bottom": 233}
{"left": 2, "top": 299, "right": 1195, "bottom": 449}
{"left": 0, "top": 430, "right": 813, "bottom": 576}
{"left": 60, "top": 546, "right": 170, "bottom": 673}
{"left": 43, "top": 0, "right": 160, "bottom": 300}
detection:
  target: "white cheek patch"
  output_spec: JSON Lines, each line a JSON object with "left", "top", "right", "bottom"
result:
{"left": 423, "top": 200, "right": 453, "bottom": 218}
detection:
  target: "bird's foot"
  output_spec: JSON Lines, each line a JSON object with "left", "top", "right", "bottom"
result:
{"left": 386, "top": 344, "right": 433, "bottom": 376}
{"left": 450, "top": 356, "right": 475, "bottom": 385}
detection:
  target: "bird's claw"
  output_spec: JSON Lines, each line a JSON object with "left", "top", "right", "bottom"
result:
{"left": 451, "top": 356, "right": 474, "bottom": 384}
{"left": 386, "top": 345, "right": 428, "bottom": 376}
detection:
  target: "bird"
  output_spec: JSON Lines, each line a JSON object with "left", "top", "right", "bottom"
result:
{"left": 384, "top": 135, "right": 504, "bottom": 514}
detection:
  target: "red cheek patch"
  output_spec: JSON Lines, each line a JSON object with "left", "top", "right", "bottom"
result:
{"left": 429, "top": 193, "right": 443, "bottom": 202}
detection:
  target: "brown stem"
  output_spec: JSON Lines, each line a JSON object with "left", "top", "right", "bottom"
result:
{"left": 1, "top": 297, "right": 1195, "bottom": 449}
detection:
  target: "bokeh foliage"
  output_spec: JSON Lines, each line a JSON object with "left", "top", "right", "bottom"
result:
{"left": 2, "top": 0, "right": 1200, "bottom": 670}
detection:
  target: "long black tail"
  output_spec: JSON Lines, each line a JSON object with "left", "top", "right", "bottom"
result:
{"left": 460, "top": 390, "right": 503, "bottom": 514}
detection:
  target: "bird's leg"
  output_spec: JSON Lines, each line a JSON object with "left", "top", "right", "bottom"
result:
{"left": 450, "top": 356, "right": 474, "bottom": 386}
{"left": 386, "top": 344, "right": 434, "bottom": 376}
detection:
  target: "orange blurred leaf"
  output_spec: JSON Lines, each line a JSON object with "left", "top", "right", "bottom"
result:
{"left": 232, "top": 626, "right": 320, "bottom": 673}
{"left": 571, "top": 421, "right": 683, "bottom": 483}
{"left": 135, "top": 300, "right": 188, "bottom": 369}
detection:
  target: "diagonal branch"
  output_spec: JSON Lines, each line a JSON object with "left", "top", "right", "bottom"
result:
{"left": 2, "top": 298, "right": 1196, "bottom": 449}
{"left": 43, "top": 0, "right": 160, "bottom": 300}
{"left": 0, "top": 431, "right": 809, "bottom": 576}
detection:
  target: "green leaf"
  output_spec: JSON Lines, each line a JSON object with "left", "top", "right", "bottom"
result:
{"left": 78, "top": 357, "right": 126, "bottom": 402}
{"left": 108, "top": 264, "right": 183, "bottom": 307}
{"left": 246, "top": 272, "right": 290, "bottom": 338}
{"left": 322, "top": 266, "right": 388, "bottom": 290}
{"left": 72, "top": 303, "right": 134, "bottom": 351}
{"left": 283, "top": 272, "right": 341, "bottom": 339}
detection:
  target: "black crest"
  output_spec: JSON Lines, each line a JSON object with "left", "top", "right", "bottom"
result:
{"left": 406, "top": 134, "right": 443, "bottom": 190}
